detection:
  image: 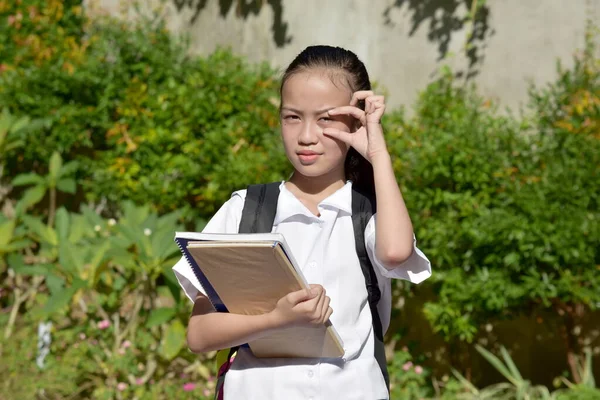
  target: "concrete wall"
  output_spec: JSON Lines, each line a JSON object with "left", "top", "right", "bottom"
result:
{"left": 86, "top": 0, "right": 600, "bottom": 111}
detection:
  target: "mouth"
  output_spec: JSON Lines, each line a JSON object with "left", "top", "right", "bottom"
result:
{"left": 297, "top": 150, "right": 321, "bottom": 164}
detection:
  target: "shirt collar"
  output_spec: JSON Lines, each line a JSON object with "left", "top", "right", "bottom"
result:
{"left": 274, "top": 181, "right": 353, "bottom": 225}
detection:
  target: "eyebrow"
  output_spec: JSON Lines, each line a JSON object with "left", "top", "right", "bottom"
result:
{"left": 280, "top": 107, "right": 336, "bottom": 115}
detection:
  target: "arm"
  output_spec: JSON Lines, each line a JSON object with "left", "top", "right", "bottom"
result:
{"left": 326, "top": 91, "right": 415, "bottom": 268}
{"left": 371, "top": 152, "right": 415, "bottom": 268}
{"left": 187, "top": 294, "right": 279, "bottom": 353}
{"left": 187, "top": 285, "right": 332, "bottom": 353}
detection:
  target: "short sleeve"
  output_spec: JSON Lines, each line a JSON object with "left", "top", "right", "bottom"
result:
{"left": 172, "top": 191, "right": 246, "bottom": 303}
{"left": 364, "top": 214, "right": 432, "bottom": 284}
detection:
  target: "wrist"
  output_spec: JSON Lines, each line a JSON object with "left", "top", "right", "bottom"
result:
{"left": 369, "top": 151, "right": 392, "bottom": 167}
{"left": 263, "top": 309, "right": 286, "bottom": 332}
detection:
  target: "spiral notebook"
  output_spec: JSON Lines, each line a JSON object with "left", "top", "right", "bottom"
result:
{"left": 174, "top": 231, "right": 344, "bottom": 359}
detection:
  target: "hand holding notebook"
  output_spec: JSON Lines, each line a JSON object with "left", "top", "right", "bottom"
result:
{"left": 174, "top": 232, "right": 344, "bottom": 359}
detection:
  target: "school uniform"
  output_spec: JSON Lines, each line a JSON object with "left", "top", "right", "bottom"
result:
{"left": 173, "top": 181, "right": 431, "bottom": 400}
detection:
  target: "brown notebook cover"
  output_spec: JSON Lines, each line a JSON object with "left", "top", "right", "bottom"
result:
{"left": 180, "top": 233, "right": 344, "bottom": 359}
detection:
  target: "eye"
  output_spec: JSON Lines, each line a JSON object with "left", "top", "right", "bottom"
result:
{"left": 319, "top": 116, "right": 334, "bottom": 122}
{"left": 283, "top": 114, "right": 300, "bottom": 121}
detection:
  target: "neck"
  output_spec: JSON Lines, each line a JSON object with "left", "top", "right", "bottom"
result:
{"left": 287, "top": 169, "right": 346, "bottom": 199}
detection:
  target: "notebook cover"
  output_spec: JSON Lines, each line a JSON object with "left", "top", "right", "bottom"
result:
{"left": 182, "top": 240, "right": 344, "bottom": 358}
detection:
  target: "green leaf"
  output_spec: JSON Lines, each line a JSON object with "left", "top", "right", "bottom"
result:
{"left": 58, "top": 241, "right": 83, "bottom": 277}
{"left": 55, "top": 207, "right": 70, "bottom": 241}
{"left": 12, "top": 264, "right": 55, "bottom": 276}
{"left": 500, "top": 346, "right": 523, "bottom": 381}
{"left": 68, "top": 214, "right": 88, "bottom": 243}
{"left": 42, "top": 278, "right": 86, "bottom": 316}
{"left": 46, "top": 273, "right": 65, "bottom": 295}
{"left": 56, "top": 178, "right": 76, "bottom": 194}
{"left": 12, "top": 173, "right": 44, "bottom": 187}
{"left": 146, "top": 307, "right": 177, "bottom": 328}
{"left": 15, "top": 185, "right": 46, "bottom": 214}
{"left": 4, "top": 238, "right": 33, "bottom": 252}
{"left": 0, "top": 220, "right": 15, "bottom": 247}
{"left": 88, "top": 241, "right": 110, "bottom": 287}
{"left": 475, "top": 344, "right": 520, "bottom": 386}
{"left": 22, "top": 215, "right": 58, "bottom": 246}
{"left": 159, "top": 319, "right": 186, "bottom": 361}
{"left": 48, "top": 151, "right": 63, "bottom": 184}
{"left": 151, "top": 228, "right": 178, "bottom": 260}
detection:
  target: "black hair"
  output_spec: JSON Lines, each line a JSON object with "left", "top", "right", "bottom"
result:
{"left": 280, "top": 45, "right": 375, "bottom": 196}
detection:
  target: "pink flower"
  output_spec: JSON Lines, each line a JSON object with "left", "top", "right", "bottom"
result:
{"left": 415, "top": 365, "right": 423, "bottom": 375}
{"left": 98, "top": 319, "right": 111, "bottom": 330}
{"left": 402, "top": 361, "right": 413, "bottom": 371}
{"left": 203, "top": 388, "right": 211, "bottom": 397}
{"left": 182, "top": 383, "right": 196, "bottom": 392}
{"left": 122, "top": 340, "right": 131, "bottom": 349}
{"left": 136, "top": 378, "right": 144, "bottom": 385}
{"left": 79, "top": 333, "right": 86, "bottom": 340}
{"left": 117, "top": 382, "right": 127, "bottom": 391}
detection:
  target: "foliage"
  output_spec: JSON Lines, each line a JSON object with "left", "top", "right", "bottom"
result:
{"left": 1, "top": 1, "right": 599, "bottom": 398}
{"left": 0, "top": 0, "right": 289, "bottom": 222}
{"left": 445, "top": 345, "right": 600, "bottom": 400}
{"left": 384, "top": 32, "right": 600, "bottom": 349}
{"left": 388, "top": 346, "right": 434, "bottom": 399}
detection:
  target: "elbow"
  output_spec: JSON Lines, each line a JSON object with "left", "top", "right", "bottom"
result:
{"left": 377, "top": 246, "right": 414, "bottom": 268}
{"left": 187, "top": 328, "right": 213, "bottom": 354}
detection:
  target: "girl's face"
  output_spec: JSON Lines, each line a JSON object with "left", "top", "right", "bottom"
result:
{"left": 280, "top": 70, "right": 355, "bottom": 181}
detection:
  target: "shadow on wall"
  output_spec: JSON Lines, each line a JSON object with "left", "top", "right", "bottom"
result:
{"left": 172, "top": 0, "right": 292, "bottom": 47}
{"left": 384, "top": 0, "right": 494, "bottom": 80}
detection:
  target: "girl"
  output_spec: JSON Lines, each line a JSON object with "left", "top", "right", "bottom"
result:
{"left": 173, "top": 45, "right": 431, "bottom": 400}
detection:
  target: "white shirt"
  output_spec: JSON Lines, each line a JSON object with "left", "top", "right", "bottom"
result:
{"left": 173, "top": 181, "right": 431, "bottom": 400}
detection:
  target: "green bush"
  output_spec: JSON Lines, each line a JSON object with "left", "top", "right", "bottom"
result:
{"left": 0, "top": 0, "right": 289, "bottom": 222}
{"left": 384, "top": 30, "right": 599, "bottom": 380}
{"left": 1, "top": 1, "right": 599, "bottom": 398}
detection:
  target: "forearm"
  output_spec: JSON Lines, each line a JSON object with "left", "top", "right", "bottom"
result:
{"left": 371, "top": 151, "right": 415, "bottom": 267}
{"left": 187, "top": 301, "right": 278, "bottom": 353}
{"left": 188, "top": 311, "right": 278, "bottom": 353}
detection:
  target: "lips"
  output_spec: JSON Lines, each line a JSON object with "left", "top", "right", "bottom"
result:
{"left": 297, "top": 150, "right": 321, "bottom": 164}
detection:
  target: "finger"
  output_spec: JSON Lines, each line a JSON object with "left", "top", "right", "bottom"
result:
{"left": 350, "top": 91, "right": 375, "bottom": 106}
{"left": 287, "top": 287, "right": 317, "bottom": 305}
{"left": 313, "top": 291, "right": 327, "bottom": 322}
{"left": 323, "top": 306, "right": 333, "bottom": 323}
{"left": 320, "top": 296, "right": 331, "bottom": 324}
{"left": 322, "top": 128, "right": 354, "bottom": 145}
{"left": 328, "top": 106, "right": 366, "bottom": 126}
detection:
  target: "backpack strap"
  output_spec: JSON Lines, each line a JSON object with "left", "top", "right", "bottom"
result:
{"left": 350, "top": 186, "right": 389, "bottom": 391}
{"left": 239, "top": 182, "right": 281, "bottom": 233}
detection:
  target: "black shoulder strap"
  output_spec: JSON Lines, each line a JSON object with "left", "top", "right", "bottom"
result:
{"left": 351, "top": 186, "right": 389, "bottom": 391}
{"left": 239, "top": 182, "right": 281, "bottom": 233}
{"left": 350, "top": 187, "right": 382, "bottom": 339}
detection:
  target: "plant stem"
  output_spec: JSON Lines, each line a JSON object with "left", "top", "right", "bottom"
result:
{"left": 48, "top": 186, "right": 56, "bottom": 227}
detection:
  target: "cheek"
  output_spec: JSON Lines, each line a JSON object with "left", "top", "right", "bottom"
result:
{"left": 280, "top": 125, "right": 297, "bottom": 151}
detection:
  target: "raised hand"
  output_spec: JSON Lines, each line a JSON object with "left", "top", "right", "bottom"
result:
{"left": 323, "top": 90, "right": 388, "bottom": 162}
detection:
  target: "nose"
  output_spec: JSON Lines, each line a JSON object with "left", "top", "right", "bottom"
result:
{"left": 298, "top": 120, "right": 319, "bottom": 145}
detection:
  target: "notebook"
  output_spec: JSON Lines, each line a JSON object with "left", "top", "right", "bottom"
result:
{"left": 174, "top": 232, "right": 344, "bottom": 359}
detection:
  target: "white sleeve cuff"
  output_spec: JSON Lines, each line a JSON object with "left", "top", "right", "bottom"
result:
{"left": 365, "top": 215, "right": 432, "bottom": 284}
{"left": 172, "top": 256, "right": 206, "bottom": 303}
